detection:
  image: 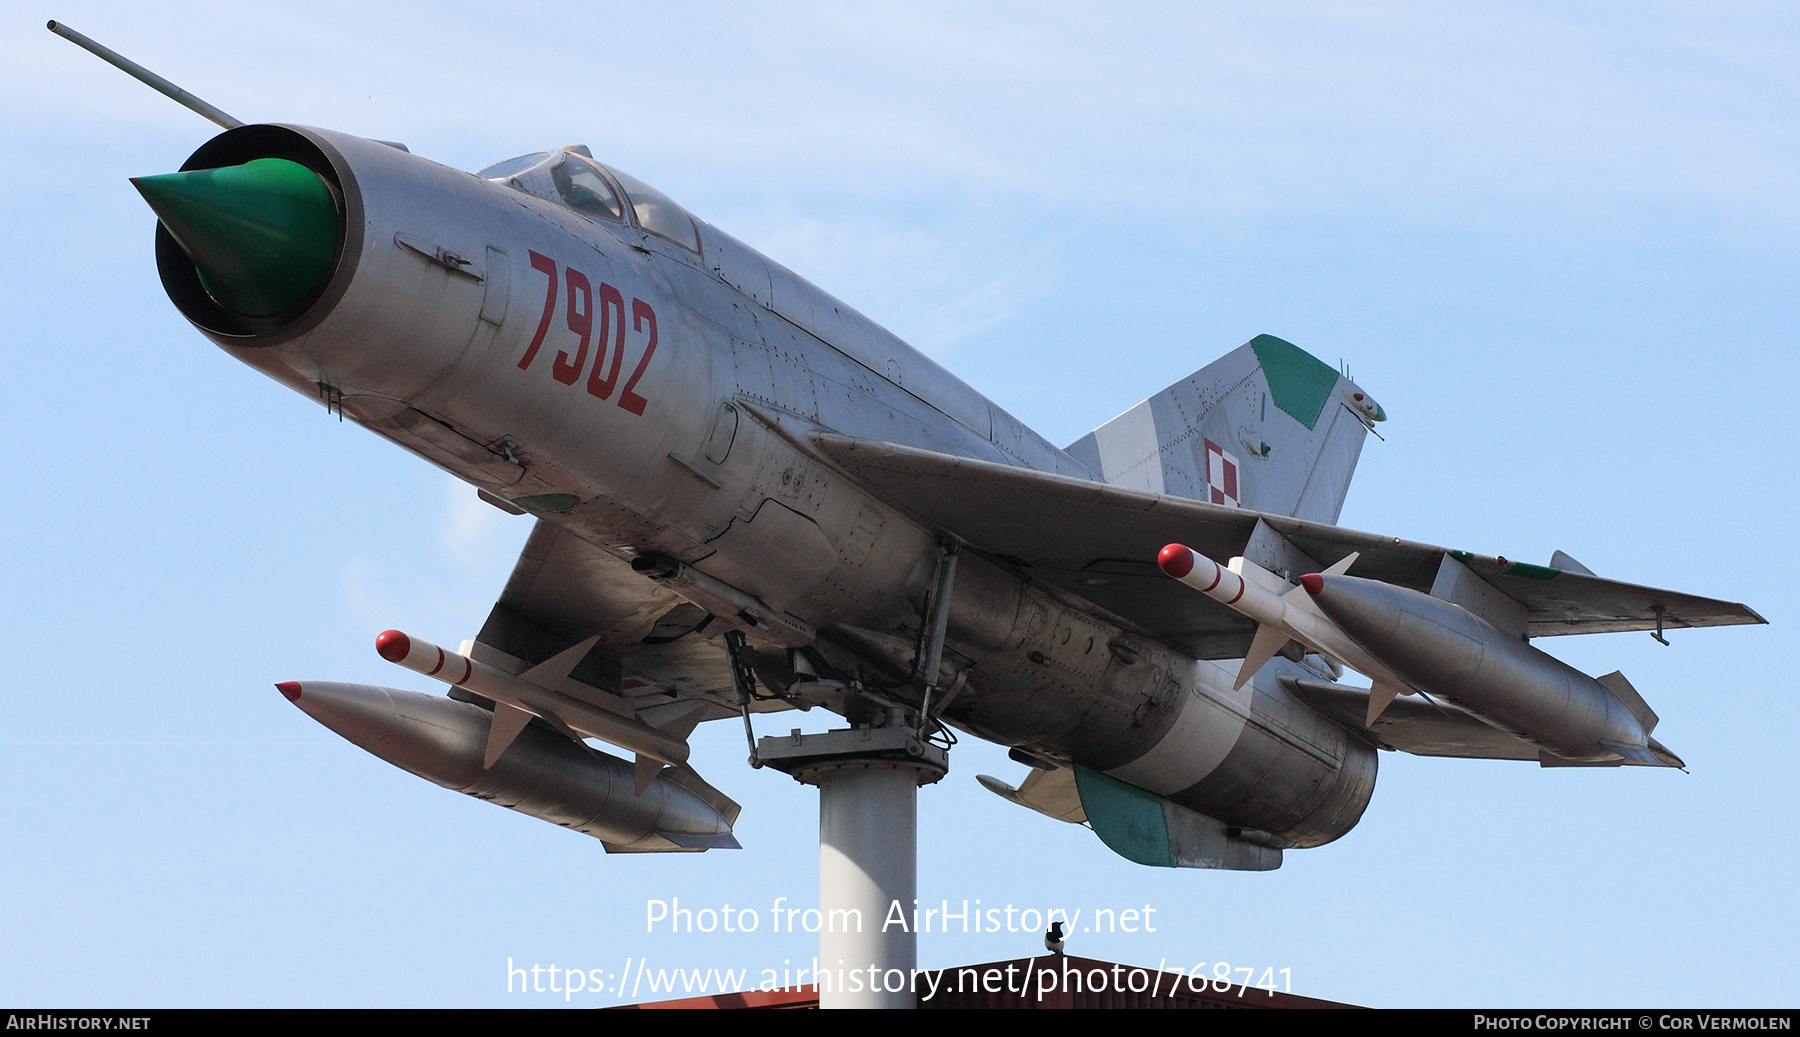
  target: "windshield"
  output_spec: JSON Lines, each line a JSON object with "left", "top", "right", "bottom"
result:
{"left": 476, "top": 152, "right": 551, "bottom": 180}
{"left": 603, "top": 165, "right": 700, "bottom": 253}
{"left": 475, "top": 150, "right": 699, "bottom": 253}
{"left": 551, "top": 155, "right": 623, "bottom": 220}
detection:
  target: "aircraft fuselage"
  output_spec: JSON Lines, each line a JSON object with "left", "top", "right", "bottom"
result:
{"left": 160, "top": 124, "right": 1378, "bottom": 853}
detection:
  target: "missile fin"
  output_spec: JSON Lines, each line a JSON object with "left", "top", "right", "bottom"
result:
{"left": 634, "top": 754, "right": 665, "bottom": 795}
{"left": 519, "top": 634, "right": 603, "bottom": 691}
{"left": 1595, "top": 670, "right": 1658, "bottom": 735}
{"left": 1282, "top": 580, "right": 1323, "bottom": 611}
{"left": 1366, "top": 680, "right": 1405, "bottom": 727}
{"left": 653, "top": 703, "right": 707, "bottom": 742}
{"left": 483, "top": 701, "right": 536, "bottom": 769}
{"left": 628, "top": 705, "right": 704, "bottom": 792}
{"left": 1235, "top": 623, "right": 1290, "bottom": 690}
{"left": 1322, "top": 551, "right": 1359, "bottom": 576}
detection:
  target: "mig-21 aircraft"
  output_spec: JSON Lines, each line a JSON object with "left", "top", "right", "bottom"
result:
{"left": 83, "top": 22, "right": 1763, "bottom": 876}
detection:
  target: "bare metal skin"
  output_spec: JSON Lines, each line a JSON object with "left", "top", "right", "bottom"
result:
{"left": 146, "top": 124, "right": 1758, "bottom": 865}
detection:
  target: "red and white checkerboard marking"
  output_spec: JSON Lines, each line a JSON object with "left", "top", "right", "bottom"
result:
{"left": 1204, "top": 439, "right": 1239, "bottom": 508}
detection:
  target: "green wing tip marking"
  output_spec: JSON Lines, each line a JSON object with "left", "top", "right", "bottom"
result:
{"left": 1451, "top": 550, "right": 1560, "bottom": 580}
{"left": 1249, "top": 335, "right": 1339, "bottom": 431}
{"left": 1503, "top": 561, "right": 1561, "bottom": 581}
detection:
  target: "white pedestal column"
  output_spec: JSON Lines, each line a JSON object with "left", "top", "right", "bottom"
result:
{"left": 816, "top": 763, "right": 919, "bottom": 1009}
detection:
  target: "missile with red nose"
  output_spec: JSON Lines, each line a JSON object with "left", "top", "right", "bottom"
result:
{"left": 1298, "top": 572, "right": 1675, "bottom": 765}
{"left": 373, "top": 629, "right": 694, "bottom": 775}
{"left": 277, "top": 681, "right": 738, "bottom": 850}
{"left": 1158, "top": 543, "right": 1677, "bottom": 765}
{"left": 1156, "top": 542, "right": 1415, "bottom": 700}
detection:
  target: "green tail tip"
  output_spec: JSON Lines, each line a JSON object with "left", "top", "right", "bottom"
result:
{"left": 134, "top": 157, "right": 339, "bottom": 317}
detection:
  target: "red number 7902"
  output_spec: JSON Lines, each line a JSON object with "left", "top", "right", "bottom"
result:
{"left": 516, "top": 250, "right": 658, "bottom": 416}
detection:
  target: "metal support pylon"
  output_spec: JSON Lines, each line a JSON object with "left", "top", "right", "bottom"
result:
{"left": 753, "top": 538, "right": 958, "bottom": 1008}
{"left": 758, "top": 720, "right": 947, "bottom": 1009}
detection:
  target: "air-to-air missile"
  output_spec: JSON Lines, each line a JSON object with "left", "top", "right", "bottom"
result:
{"left": 373, "top": 629, "right": 696, "bottom": 775}
{"left": 1158, "top": 542, "right": 1680, "bottom": 768}
{"left": 278, "top": 681, "right": 739, "bottom": 851}
{"left": 1155, "top": 542, "right": 1408, "bottom": 695}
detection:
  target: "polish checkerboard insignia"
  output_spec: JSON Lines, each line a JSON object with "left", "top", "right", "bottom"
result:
{"left": 1204, "top": 439, "right": 1239, "bottom": 508}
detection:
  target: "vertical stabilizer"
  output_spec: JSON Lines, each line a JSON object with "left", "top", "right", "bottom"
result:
{"left": 1066, "top": 335, "right": 1382, "bottom": 523}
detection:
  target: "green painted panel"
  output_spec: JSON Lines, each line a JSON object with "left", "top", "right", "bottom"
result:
{"left": 1503, "top": 561, "right": 1561, "bottom": 581}
{"left": 1250, "top": 334, "right": 1339, "bottom": 431}
{"left": 1073, "top": 765, "right": 1174, "bottom": 868}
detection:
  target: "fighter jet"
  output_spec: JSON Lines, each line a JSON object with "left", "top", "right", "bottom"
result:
{"left": 97, "top": 28, "right": 1762, "bottom": 871}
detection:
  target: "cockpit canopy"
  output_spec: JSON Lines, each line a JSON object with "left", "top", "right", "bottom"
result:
{"left": 476, "top": 148, "right": 699, "bottom": 254}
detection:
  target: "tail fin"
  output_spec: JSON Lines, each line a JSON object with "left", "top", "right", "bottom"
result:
{"left": 1065, "top": 334, "right": 1381, "bottom": 524}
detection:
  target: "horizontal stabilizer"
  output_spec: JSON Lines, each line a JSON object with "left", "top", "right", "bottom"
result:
{"left": 977, "top": 766, "right": 1087, "bottom": 824}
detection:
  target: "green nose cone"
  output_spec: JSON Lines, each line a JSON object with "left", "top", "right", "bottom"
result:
{"left": 133, "top": 157, "right": 340, "bottom": 317}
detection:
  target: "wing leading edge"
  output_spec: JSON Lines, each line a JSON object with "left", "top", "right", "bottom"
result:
{"left": 808, "top": 434, "right": 1764, "bottom": 661}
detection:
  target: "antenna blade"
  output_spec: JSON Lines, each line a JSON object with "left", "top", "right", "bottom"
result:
{"left": 47, "top": 20, "right": 243, "bottom": 129}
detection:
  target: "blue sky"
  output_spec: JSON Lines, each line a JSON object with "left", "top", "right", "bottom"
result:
{"left": 4, "top": 2, "right": 1796, "bottom": 1007}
